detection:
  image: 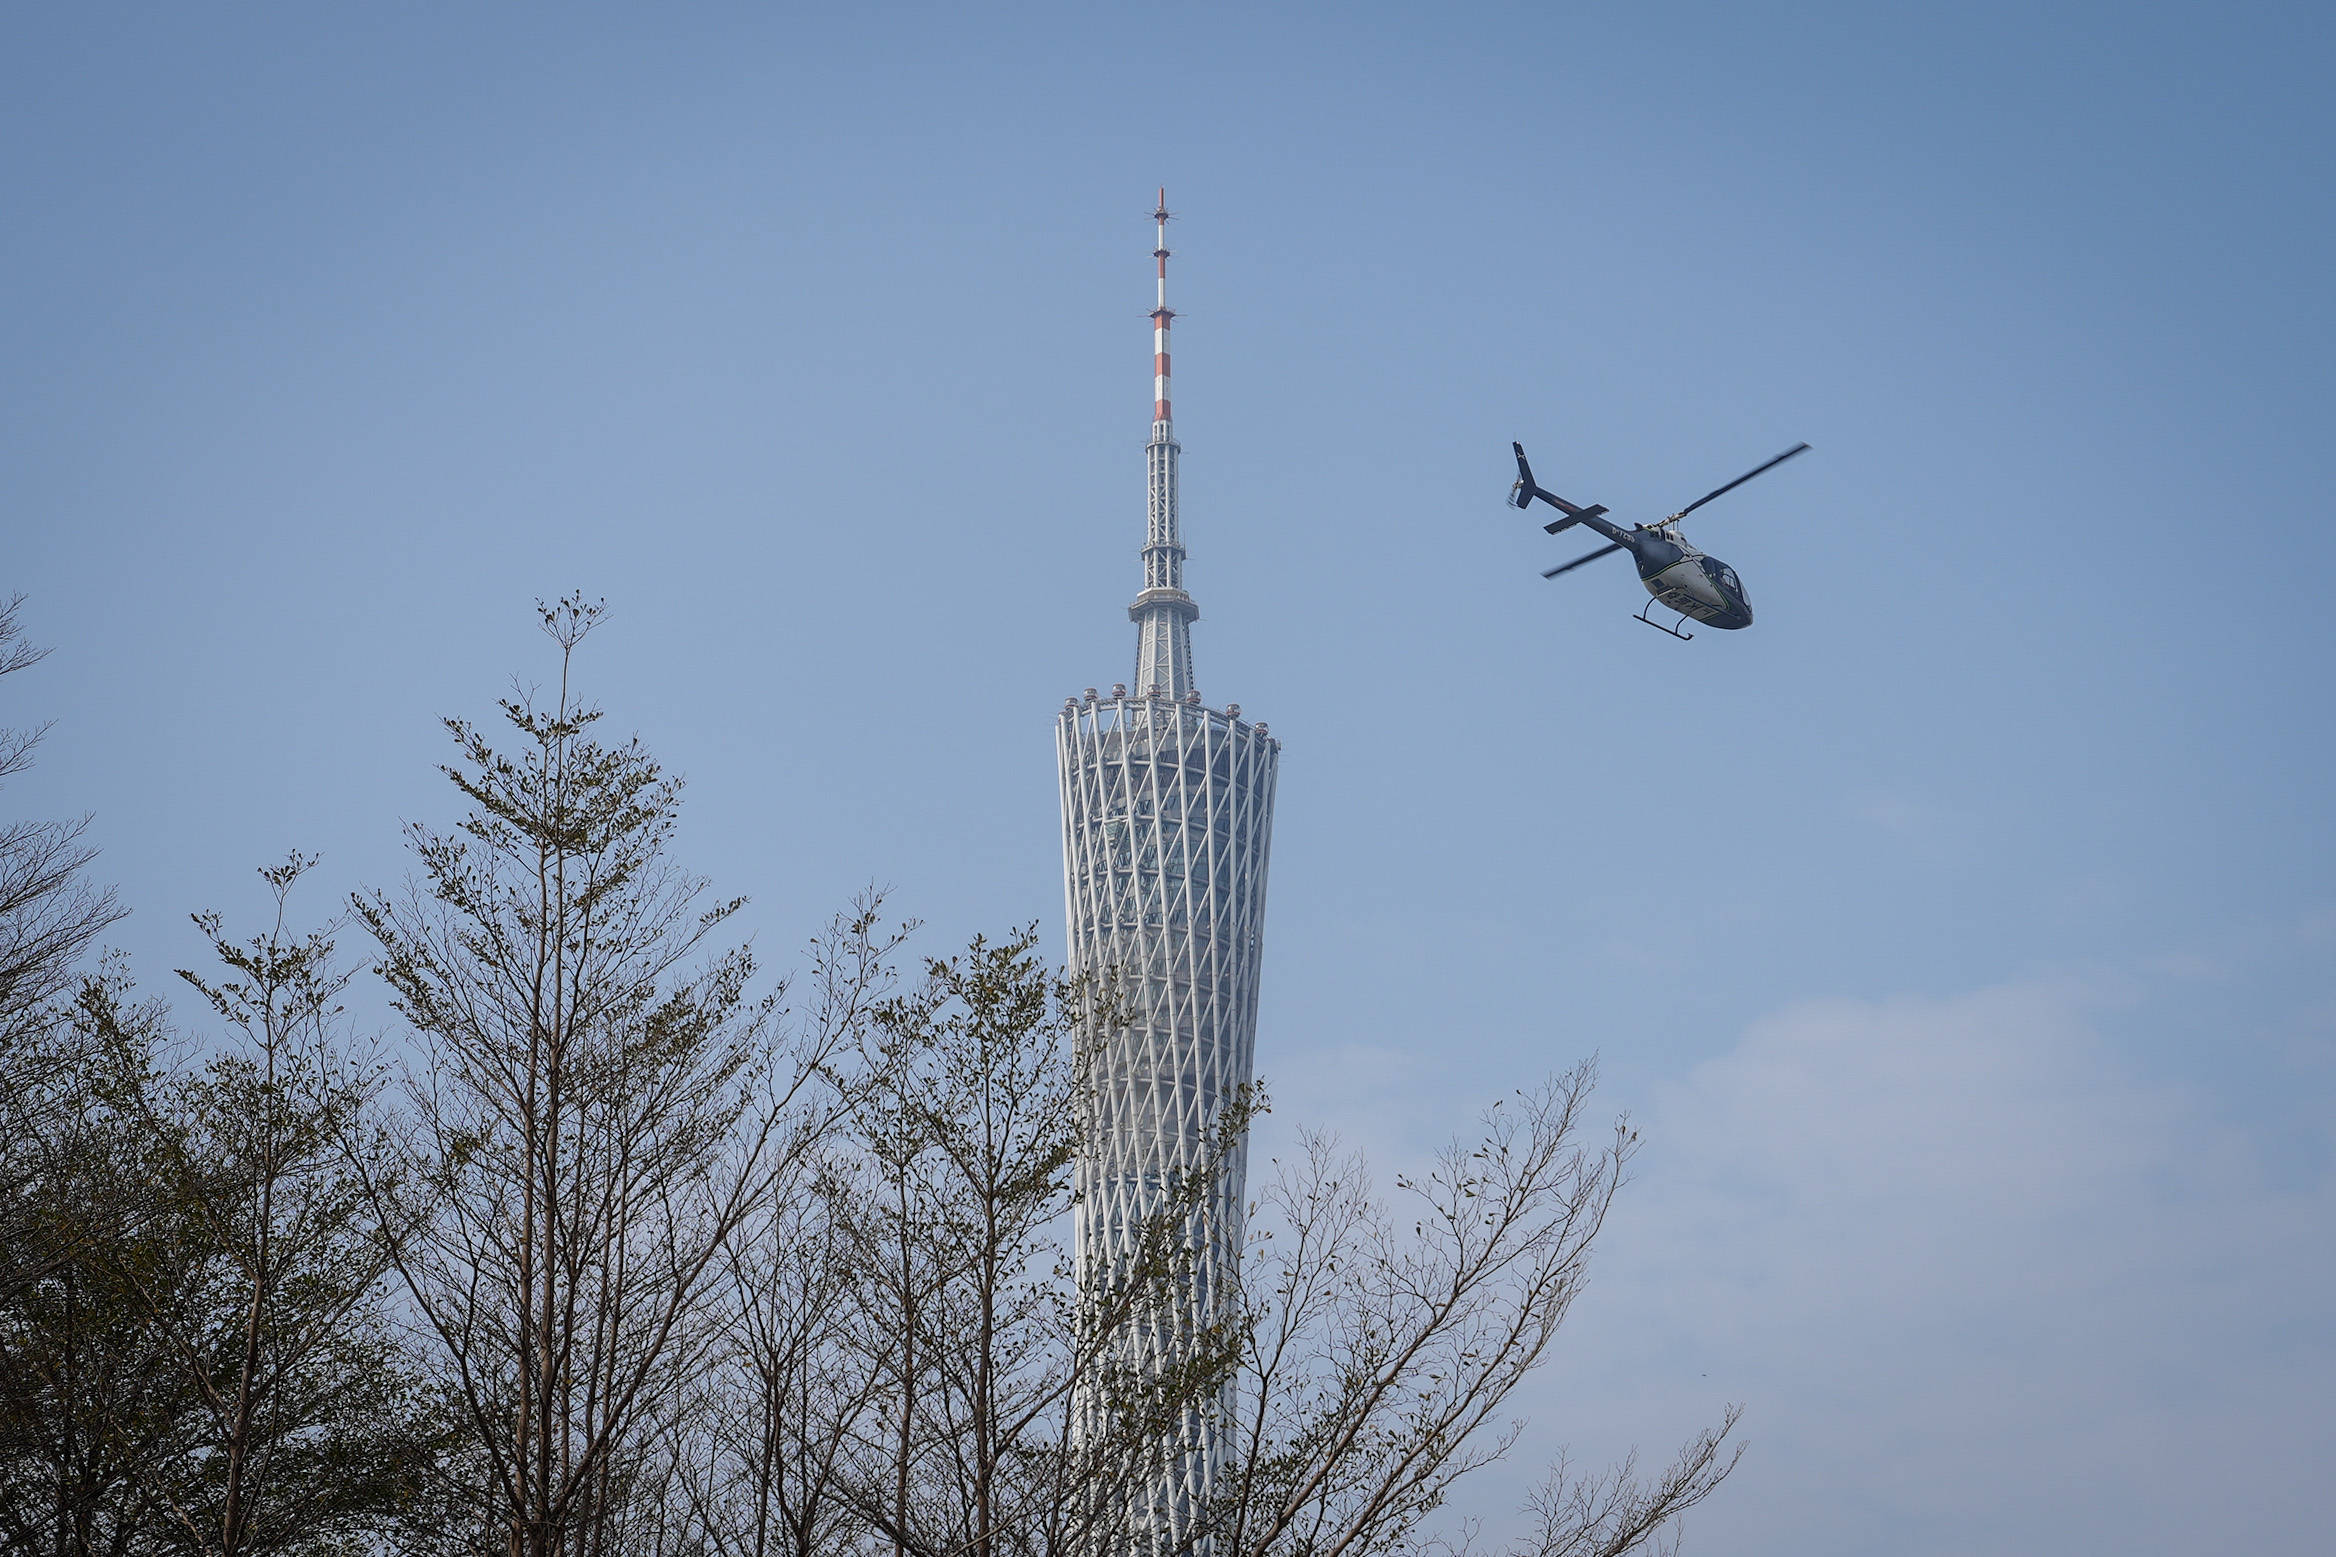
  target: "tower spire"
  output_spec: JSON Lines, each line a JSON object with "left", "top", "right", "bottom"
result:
{"left": 1152, "top": 187, "right": 1175, "bottom": 422}
{"left": 1132, "top": 187, "right": 1198, "bottom": 699}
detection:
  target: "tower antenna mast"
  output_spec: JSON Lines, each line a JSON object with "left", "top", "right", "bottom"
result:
{"left": 1152, "top": 187, "right": 1175, "bottom": 424}
{"left": 1131, "top": 187, "right": 1198, "bottom": 699}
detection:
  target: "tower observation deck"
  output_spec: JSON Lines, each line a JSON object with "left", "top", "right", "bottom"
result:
{"left": 1057, "top": 192, "right": 1280, "bottom": 1555}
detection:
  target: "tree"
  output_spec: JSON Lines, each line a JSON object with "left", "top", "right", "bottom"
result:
{"left": 128, "top": 855, "right": 442, "bottom": 1555}
{"left": 0, "top": 595, "right": 172, "bottom": 1557}
{"left": 0, "top": 973, "right": 201, "bottom": 1557}
{"left": 655, "top": 902, "right": 910, "bottom": 1557}
{"left": 606, "top": 924, "right": 1248, "bottom": 1557}
{"left": 353, "top": 596, "right": 870, "bottom": 1557}
{"left": 720, "top": 941, "right": 1735, "bottom": 1557}
{"left": 0, "top": 594, "right": 122, "bottom": 1041}
{"left": 0, "top": 867, "right": 449, "bottom": 1557}
{"left": 1210, "top": 1063, "right": 1740, "bottom": 1557}
{"left": 829, "top": 930, "right": 1106, "bottom": 1557}
{"left": 734, "top": 929, "right": 1249, "bottom": 1557}
{"left": 1, "top": 594, "right": 128, "bottom": 1288}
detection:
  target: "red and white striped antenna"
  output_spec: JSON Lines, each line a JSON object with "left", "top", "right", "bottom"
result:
{"left": 1131, "top": 189, "right": 1196, "bottom": 700}
{"left": 1151, "top": 187, "right": 1175, "bottom": 424}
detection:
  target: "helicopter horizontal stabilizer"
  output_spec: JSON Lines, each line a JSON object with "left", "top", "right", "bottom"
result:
{"left": 1542, "top": 504, "right": 1605, "bottom": 535}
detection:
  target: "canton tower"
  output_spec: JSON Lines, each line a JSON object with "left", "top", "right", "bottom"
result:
{"left": 1057, "top": 191, "right": 1280, "bottom": 1552}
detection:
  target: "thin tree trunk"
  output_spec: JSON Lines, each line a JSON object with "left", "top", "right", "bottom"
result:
{"left": 216, "top": 1006, "right": 281, "bottom": 1557}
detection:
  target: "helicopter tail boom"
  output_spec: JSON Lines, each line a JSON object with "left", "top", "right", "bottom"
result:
{"left": 1509, "top": 442, "right": 1611, "bottom": 533}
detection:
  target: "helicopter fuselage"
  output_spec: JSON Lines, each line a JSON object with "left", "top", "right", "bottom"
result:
{"left": 1625, "top": 528, "right": 1752, "bottom": 630}
{"left": 1567, "top": 508, "right": 1753, "bottom": 630}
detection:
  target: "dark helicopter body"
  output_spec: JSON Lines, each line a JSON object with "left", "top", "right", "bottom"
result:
{"left": 1618, "top": 526, "right": 1753, "bottom": 631}
{"left": 1508, "top": 440, "right": 1805, "bottom": 639}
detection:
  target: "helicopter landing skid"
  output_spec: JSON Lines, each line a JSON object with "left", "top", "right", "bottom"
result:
{"left": 1634, "top": 601, "right": 1695, "bottom": 641}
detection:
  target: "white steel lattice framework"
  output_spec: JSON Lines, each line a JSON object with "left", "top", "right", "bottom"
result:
{"left": 1058, "top": 191, "right": 1280, "bottom": 1556}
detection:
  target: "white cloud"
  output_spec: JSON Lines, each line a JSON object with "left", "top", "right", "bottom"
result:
{"left": 1511, "top": 979, "right": 2335, "bottom": 1556}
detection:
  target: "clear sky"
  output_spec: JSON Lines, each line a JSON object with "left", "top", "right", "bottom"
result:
{"left": 6, "top": 3, "right": 2330, "bottom": 1551}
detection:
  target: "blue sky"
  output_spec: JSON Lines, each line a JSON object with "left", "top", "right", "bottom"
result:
{"left": 5, "top": 4, "right": 2330, "bottom": 1551}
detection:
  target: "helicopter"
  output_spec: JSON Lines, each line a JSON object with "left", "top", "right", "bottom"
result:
{"left": 1507, "top": 440, "right": 1810, "bottom": 639}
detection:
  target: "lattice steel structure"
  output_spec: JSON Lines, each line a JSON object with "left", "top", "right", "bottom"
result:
{"left": 1058, "top": 192, "right": 1280, "bottom": 1556}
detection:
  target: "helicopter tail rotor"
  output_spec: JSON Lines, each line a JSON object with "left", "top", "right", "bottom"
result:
{"left": 1508, "top": 443, "right": 1538, "bottom": 509}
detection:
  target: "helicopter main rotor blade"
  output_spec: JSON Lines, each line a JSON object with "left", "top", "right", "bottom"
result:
{"left": 1671, "top": 441, "right": 1811, "bottom": 521}
{"left": 1542, "top": 541, "right": 1626, "bottom": 578}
